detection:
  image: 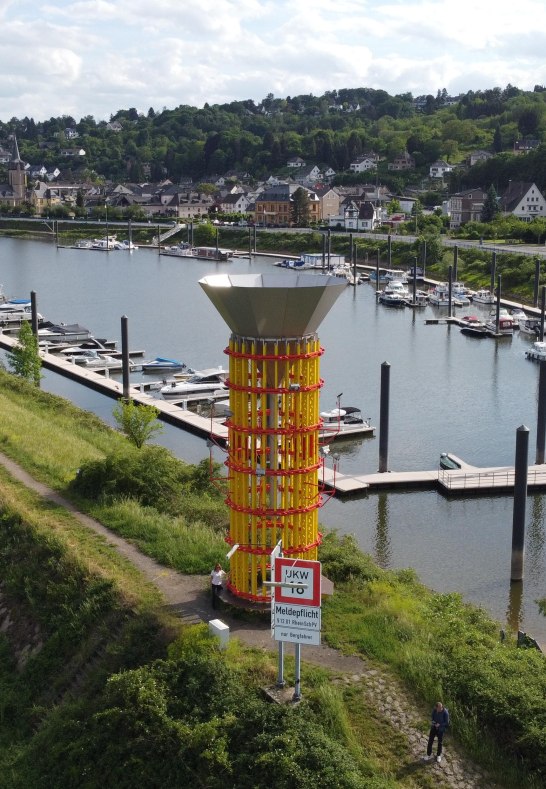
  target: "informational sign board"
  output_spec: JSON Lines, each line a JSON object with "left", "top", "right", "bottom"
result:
{"left": 273, "top": 603, "right": 321, "bottom": 645}
{"left": 274, "top": 558, "right": 321, "bottom": 607}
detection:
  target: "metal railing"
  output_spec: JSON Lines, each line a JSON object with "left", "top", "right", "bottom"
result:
{"left": 439, "top": 466, "right": 546, "bottom": 490}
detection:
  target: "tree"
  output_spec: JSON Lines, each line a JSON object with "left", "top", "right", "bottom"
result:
{"left": 8, "top": 320, "right": 41, "bottom": 386}
{"left": 481, "top": 185, "right": 500, "bottom": 222}
{"left": 493, "top": 125, "right": 503, "bottom": 153}
{"left": 291, "top": 187, "right": 310, "bottom": 227}
{"left": 112, "top": 399, "right": 163, "bottom": 449}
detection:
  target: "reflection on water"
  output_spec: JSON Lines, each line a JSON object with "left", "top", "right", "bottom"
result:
{"left": 1, "top": 238, "right": 545, "bottom": 645}
{"left": 374, "top": 492, "right": 391, "bottom": 568}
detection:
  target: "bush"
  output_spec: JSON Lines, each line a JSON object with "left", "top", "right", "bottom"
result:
{"left": 71, "top": 445, "right": 198, "bottom": 513}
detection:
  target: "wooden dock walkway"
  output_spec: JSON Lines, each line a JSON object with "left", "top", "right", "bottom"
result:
{"left": 3, "top": 331, "right": 546, "bottom": 497}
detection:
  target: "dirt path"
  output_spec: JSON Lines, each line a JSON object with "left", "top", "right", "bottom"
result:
{"left": 0, "top": 451, "right": 499, "bottom": 788}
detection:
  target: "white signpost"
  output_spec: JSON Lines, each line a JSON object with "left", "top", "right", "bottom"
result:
{"left": 270, "top": 557, "right": 322, "bottom": 700}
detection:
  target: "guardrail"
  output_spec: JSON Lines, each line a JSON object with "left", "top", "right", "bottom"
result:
{"left": 439, "top": 466, "right": 546, "bottom": 490}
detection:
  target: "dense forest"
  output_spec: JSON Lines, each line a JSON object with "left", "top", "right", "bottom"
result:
{"left": 3, "top": 85, "right": 546, "bottom": 193}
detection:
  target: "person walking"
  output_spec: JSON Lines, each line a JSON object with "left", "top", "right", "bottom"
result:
{"left": 424, "top": 701, "right": 449, "bottom": 763}
{"left": 210, "top": 563, "right": 225, "bottom": 610}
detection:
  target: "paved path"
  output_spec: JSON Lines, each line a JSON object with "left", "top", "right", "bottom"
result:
{"left": 0, "top": 451, "right": 499, "bottom": 788}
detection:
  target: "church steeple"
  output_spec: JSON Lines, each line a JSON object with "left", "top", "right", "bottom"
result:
{"left": 8, "top": 134, "right": 27, "bottom": 201}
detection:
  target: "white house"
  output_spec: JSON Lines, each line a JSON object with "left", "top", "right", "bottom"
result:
{"left": 500, "top": 182, "right": 546, "bottom": 222}
{"left": 429, "top": 160, "right": 453, "bottom": 178}
{"left": 349, "top": 156, "right": 377, "bottom": 173}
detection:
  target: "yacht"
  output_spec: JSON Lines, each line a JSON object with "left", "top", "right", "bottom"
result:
{"left": 472, "top": 289, "right": 496, "bottom": 305}
{"left": 160, "top": 367, "right": 228, "bottom": 398}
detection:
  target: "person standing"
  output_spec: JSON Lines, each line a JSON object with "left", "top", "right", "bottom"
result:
{"left": 424, "top": 701, "right": 449, "bottom": 763}
{"left": 210, "top": 563, "right": 225, "bottom": 609}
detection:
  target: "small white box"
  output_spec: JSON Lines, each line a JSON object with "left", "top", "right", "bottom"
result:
{"left": 208, "top": 618, "right": 229, "bottom": 649}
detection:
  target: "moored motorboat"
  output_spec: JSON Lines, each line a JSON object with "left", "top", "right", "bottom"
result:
{"left": 484, "top": 312, "right": 514, "bottom": 335}
{"left": 525, "top": 341, "right": 546, "bottom": 361}
{"left": 460, "top": 315, "right": 487, "bottom": 337}
{"left": 319, "top": 406, "right": 375, "bottom": 439}
{"left": 472, "top": 288, "right": 495, "bottom": 305}
{"left": 0, "top": 300, "right": 41, "bottom": 323}
{"left": 428, "top": 283, "right": 451, "bottom": 307}
{"left": 72, "top": 350, "right": 121, "bottom": 368}
{"left": 193, "top": 246, "right": 233, "bottom": 261}
{"left": 160, "top": 367, "right": 228, "bottom": 398}
{"left": 141, "top": 357, "right": 189, "bottom": 374}
{"left": 509, "top": 308, "right": 526, "bottom": 327}
{"left": 520, "top": 317, "right": 541, "bottom": 336}
{"left": 37, "top": 323, "right": 93, "bottom": 343}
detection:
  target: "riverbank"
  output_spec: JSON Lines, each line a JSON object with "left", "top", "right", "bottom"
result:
{"left": 0, "top": 369, "right": 543, "bottom": 786}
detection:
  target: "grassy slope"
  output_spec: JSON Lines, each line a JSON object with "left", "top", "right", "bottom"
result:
{"left": 0, "top": 370, "right": 544, "bottom": 786}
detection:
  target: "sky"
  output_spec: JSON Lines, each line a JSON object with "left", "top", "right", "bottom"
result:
{"left": 2, "top": 0, "right": 546, "bottom": 123}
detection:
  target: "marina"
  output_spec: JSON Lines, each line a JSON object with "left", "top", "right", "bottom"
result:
{"left": 0, "top": 237, "right": 545, "bottom": 644}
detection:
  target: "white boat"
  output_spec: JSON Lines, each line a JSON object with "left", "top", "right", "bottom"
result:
{"left": 141, "top": 357, "right": 189, "bottom": 375}
{"left": 91, "top": 237, "right": 117, "bottom": 250}
{"left": 520, "top": 317, "right": 541, "bottom": 336}
{"left": 160, "top": 367, "right": 228, "bottom": 398}
{"left": 114, "top": 239, "right": 137, "bottom": 251}
{"left": 377, "top": 287, "right": 406, "bottom": 308}
{"left": 525, "top": 341, "right": 546, "bottom": 361}
{"left": 319, "top": 407, "right": 375, "bottom": 439}
{"left": 472, "top": 289, "right": 496, "bottom": 305}
{"left": 484, "top": 312, "right": 514, "bottom": 335}
{"left": 72, "top": 350, "right": 121, "bottom": 368}
{"left": 509, "top": 308, "right": 526, "bottom": 327}
{"left": 451, "top": 282, "right": 471, "bottom": 306}
{"left": 37, "top": 323, "right": 93, "bottom": 343}
{"left": 163, "top": 243, "right": 198, "bottom": 257}
{"left": 0, "top": 301, "right": 42, "bottom": 323}
{"left": 59, "top": 339, "right": 112, "bottom": 357}
{"left": 460, "top": 315, "right": 487, "bottom": 338}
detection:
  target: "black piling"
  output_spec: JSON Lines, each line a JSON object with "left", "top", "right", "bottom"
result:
{"left": 215, "top": 228, "right": 219, "bottom": 256}
{"left": 378, "top": 362, "right": 390, "bottom": 473}
{"left": 511, "top": 425, "right": 529, "bottom": 581}
{"left": 352, "top": 246, "right": 357, "bottom": 282}
{"left": 495, "top": 274, "right": 502, "bottom": 333}
{"left": 536, "top": 361, "right": 546, "bottom": 464}
{"left": 375, "top": 248, "right": 380, "bottom": 285}
{"left": 422, "top": 239, "right": 427, "bottom": 278}
{"left": 538, "top": 285, "right": 546, "bottom": 342}
{"left": 533, "top": 258, "right": 541, "bottom": 308}
{"left": 447, "top": 265, "right": 453, "bottom": 318}
{"left": 349, "top": 233, "right": 353, "bottom": 265}
{"left": 321, "top": 233, "right": 326, "bottom": 269}
{"left": 490, "top": 251, "right": 497, "bottom": 295}
{"left": 30, "top": 290, "right": 38, "bottom": 336}
{"left": 387, "top": 234, "right": 392, "bottom": 268}
{"left": 412, "top": 264, "right": 417, "bottom": 304}
{"left": 248, "top": 227, "right": 252, "bottom": 260}
{"left": 327, "top": 229, "right": 331, "bottom": 270}
{"left": 453, "top": 246, "right": 458, "bottom": 281}
{"left": 121, "top": 315, "right": 130, "bottom": 401}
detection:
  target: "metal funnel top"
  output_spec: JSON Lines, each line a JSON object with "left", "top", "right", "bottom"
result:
{"left": 199, "top": 272, "right": 346, "bottom": 338}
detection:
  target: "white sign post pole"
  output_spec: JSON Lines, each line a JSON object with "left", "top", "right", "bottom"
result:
{"left": 270, "top": 540, "right": 284, "bottom": 688}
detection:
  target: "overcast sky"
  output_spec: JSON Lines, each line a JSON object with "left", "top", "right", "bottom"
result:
{"left": 2, "top": 0, "right": 546, "bottom": 123}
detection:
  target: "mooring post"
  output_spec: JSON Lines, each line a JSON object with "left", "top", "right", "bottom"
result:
{"left": 121, "top": 315, "right": 130, "bottom": 401}
{"left": 378, "top": 362, "right": 390, "bottom": 473}
{"left": 327, "top": 228, "right": 331, "bottom": 270}
{"left": 352, "top": 246, "right": 357, "bottom": 283}
{"left": 534, "top": 258, "right": 541, "bottom": 308}
{"left": 539, "top": 285, "right": 546, "bottom": 342}
{"left": 495, "top": 274, "right": 502, "bottom": 333}
{"left": 376, "top": 248, "right": 380, "bottom": 286}
{"left": 511, "top": 425, "right": 529, "bottom": 581}
{"left": 536, "top": 361, "right": 546, "bottom": 464}
{"left": 453, "top": 245, "right": 458, "bottom": 281}
{"left": 215, "top": 228, "right": 219, "bottom": 256}
{"left": 422, "top": 239, "right": 427, "bottom": 279}
{"left": 349, "top": 233, "right": 353, "bottom": 265}
{"left": 253, "top": 224, "right": 257, "bottom": 253}
{"left": 387, "top": 234, "right": 392, "bottom": 268}
{"left": 30, "top": 290, "right": 38, "bottom": 336}
{"left": 448, "top": 264, "right": 453, "bottom": 318}
{"left": 490, "top": 251, "right": 497, "bottom": 295}
{"left": 248, "top": 227, "right": 252, "bottom": 261}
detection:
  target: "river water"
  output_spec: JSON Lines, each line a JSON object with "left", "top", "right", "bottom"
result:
{"left": 1, "top": 237, "right": 544, "bottom": 643}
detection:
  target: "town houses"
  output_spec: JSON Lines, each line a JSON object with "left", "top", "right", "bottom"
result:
{"left": 2, "top": 133, "right": 546, "bottom": 232}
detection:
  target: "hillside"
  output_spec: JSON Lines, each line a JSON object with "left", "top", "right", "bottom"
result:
{"left": 2, "top": 85, "right": 546, "bottom": 193}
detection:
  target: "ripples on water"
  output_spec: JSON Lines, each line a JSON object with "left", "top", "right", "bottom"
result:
{"left": 1, "top": 238, "right": 545, "bottom": 642}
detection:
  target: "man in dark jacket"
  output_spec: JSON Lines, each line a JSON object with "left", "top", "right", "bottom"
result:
{"left": 424, "top": 701, "right": 449, "bottom": 763}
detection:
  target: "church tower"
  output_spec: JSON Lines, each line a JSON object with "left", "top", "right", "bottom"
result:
{"left": 8, "top": 135, "right": 27, "bottom": 203}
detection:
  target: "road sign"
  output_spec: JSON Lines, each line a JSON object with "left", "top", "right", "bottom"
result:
{"left": 273, "top": 602, "right": 321, "bottom": 645}
{"left": 274, "top": 558, "right": 321, "bottom": 607}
